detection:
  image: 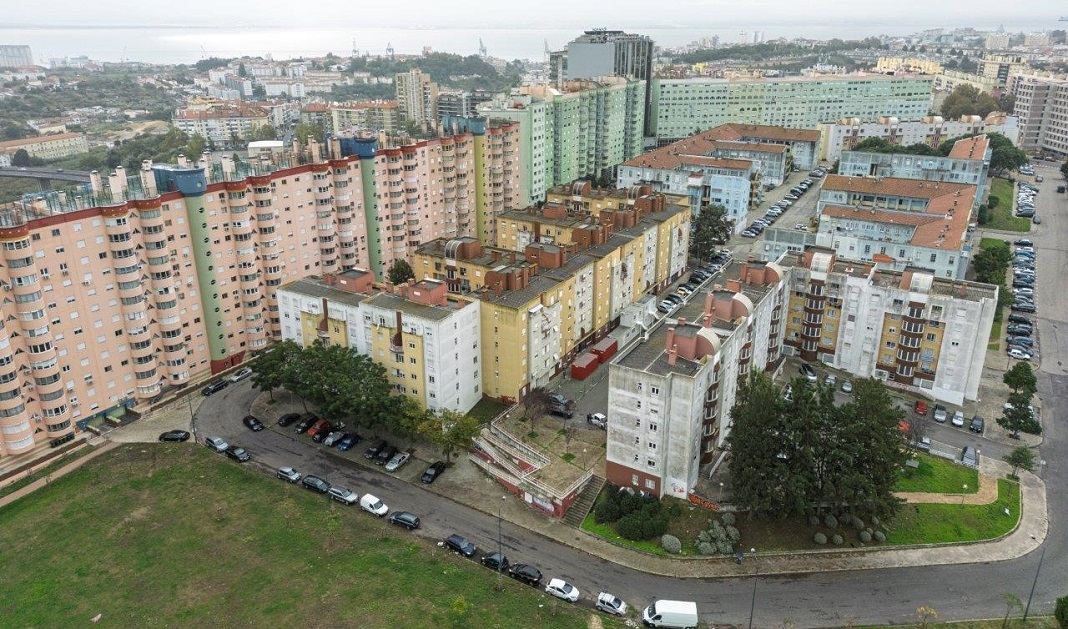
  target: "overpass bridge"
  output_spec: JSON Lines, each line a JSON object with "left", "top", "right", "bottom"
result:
{"left": 0, "top": 166, "right": 93, "bottom": 189}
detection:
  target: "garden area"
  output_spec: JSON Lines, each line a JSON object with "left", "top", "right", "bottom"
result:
{"left": 982, "top": 178, "right": 1031, "bottom": 233}
{"left": 896, "top": 452, "right": 980, "bottom": 494}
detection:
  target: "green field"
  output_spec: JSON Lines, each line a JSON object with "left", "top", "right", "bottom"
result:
{"left": 896, "top": 452, "right": 980, "bottom": 494}
{"left": 986, "top": 179, "right": 1032, "bottom": 233}
{"left": 0, "top": 446, "right": 621, "bottom": 629}
{"left": 885, "top": 479, "right": 1020, "bottom": 545}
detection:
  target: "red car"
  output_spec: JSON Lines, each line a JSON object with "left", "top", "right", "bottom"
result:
{"left": 914, "top": 401, "right": 928, "bottom": 416}
{"left": 306, "top": 418, "right": 331, "bottom": 439}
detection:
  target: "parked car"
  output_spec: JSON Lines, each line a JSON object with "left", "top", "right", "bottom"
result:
{"left": 229, "top": 367, "right": 253, "bottom": 383}
{"left": 969, "top": 415, "right": 985, "bottom": 434}
{"left": 799, "top": 363, "right": 817, "bottom": 383}
{"left": 587, "top": 412, "right": 607, "bottom": 429}
{"left": 201, "top": 380, "right": 228, "bottom": 396}
{"left": 224, "top": 446, "right": 251, "bottom": 462}
{"left": 421, "top": 461, "right": 446, "bottom": 484}
{"left": 337, "top": 432, "right": 361, "bottom": 451}
{"left": 1008, "top": 348, "right": 1033, "bottom": 361}
{"left": 933, "top": 404, "right": 947, "bottom": 423}
{"left": 1012, "top": 303, "right": 1037, "bottom": 313}
{"left": 840, "top": 380, "right": 853, "bottom": 394}
{"left": 276, "top": 466, "right": 302, "bottom": 483}
{"left": 823, "top": 373, "right": 837, "bottom": 387}
{"left": 388, "top": 511, "right": 421, "bottom": 530}
{"left": 545, "top": 578, "right": 580, "bottom": 603}
{"left": 1013, "top": 239, "right": 1033, "bottom": 247}
{"left": 1006, "top": 325, "right": 1032, "bottom": 336}
{"left": 242, "top": 415, "right": 265, "bottom": 432}
{"left": 308, "top": 419, "right": 332, "bottom": 441}
{"left": 508, "top": 563, "right": 544, "bottom": 586}
{"left": 385, "top": 451, "right": 411, "bottom": 472}
{"left": 301, "top": 475, "right": 331, "bottom": 494}
{"left": 322, "top": 431, "right": 345, "bottom": 447}
{"left": 1006, "top": 335, "right": 1033, "bottom": 347}
{"left": 204, "top": 436, "right": 229, "bottom": 453}
{"left": 364, "top": 439, "right": 388, "bottom": 459}
{"left": 1008, "top": 314, "right": 1032, "bottom": 324}
{"left": 277, "top": 413, "right": 301, "bottom": 427}
{"left": 481, "top": 552, "right": 510, "bottom": 572}
{"left": 914, "top": 400, "right": 928, "bottom": 416}
{"left": 158, "top": 430, "right": 190, "bottom": 442}
{"left": 444, "top": 534, "right": 477, "bottom": 557}
{"left": 549, "top": 404, "right": 574, "bottom": 419}
{"left": 657, "top": 300, "right": 676, "bottom": 313}
{"left": 328, "top": 486, "right": 359, "bottom": 505}
{"left": 294, "top": 413, "right": 318, "bottom": 434}
{"left": 596, "top": 592, "right": 628, "bottom": 616}
{"left": 549, "top": 393, "right": 571, "bottom": 407}
{"left": 961, "top": 446, "right": 980, "bottom": 468}
{"left": 951, "top": 410, "right": 965, "bottom": 428}
{"left": 663, "top": 294, "right": 683, "bottom": 305}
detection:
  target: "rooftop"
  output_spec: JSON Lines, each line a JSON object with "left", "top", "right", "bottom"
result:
{"left": 279, "top": 276, "right": 370, "bottom": 308}
{"left": 947, "top": 134, "right": 990, "bottom": 160}
{"left": 621, "top": 122, "right": 818, "bottom": 171}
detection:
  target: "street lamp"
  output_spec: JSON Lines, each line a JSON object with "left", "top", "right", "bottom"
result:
{"left": 496, "top": 495, "right": 506, "bottom": 592}
{"left": 961, "top": 484, "right": 968, "bottom": 509}
{"left": 747, "top": 547, "right": 757, "bottom": 629}
{"left": 1023, "top": 544, "right": 1046, "bottom": 621}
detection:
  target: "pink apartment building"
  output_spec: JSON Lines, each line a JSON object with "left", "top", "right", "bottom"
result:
{"left": 0, "top": 119, "right": 519, "bottom": 459}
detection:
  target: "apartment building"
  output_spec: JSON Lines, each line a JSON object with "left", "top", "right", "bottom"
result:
{"left": 0, "top": 121, "right": 517, "bottom": 458}
{"left": 812, "top": 175, "right": 977, "bottom": 280}
{"left": 478, "top": 78, "right": 645, "bottom": 206}
{"left": 172, "top": 102, "right": 270, "bottom": 147}
{"left": 874, "top": 57, "right": 944, "bottom": 75}
{"left": 277, "top": 271, "right": 482, "bottom": 413}
{"left": 836, "top": 134, "right": 992, "bottom": 198}
{"left": 412, "top": 190, "right": 688, "bottom": 401}
{"left": 436, "top": 90, "right": 495, "bottom": 121}
{"left": 329, "top": 101, "right": 400, "bottom": 134}
{"left": 979, "top": 54, "right": 1029, "bottom": 86}
{"left": 820, "top": 115, "right": 1017, "bottom": 163}
{"left": 648, "top": 75, "right": 934, "bottom": 145}
{"left": 1012, "top": 75, "right": 1068, "bottom": 157}
{"left": 395, "top": 69, "right": 439, "bottom": 130}
{"left": 605, "top": 258, "right": 787, "bottom": 498}
{"left": 0, "top": 45, "right": 33, "bottom": 68}
{"left": 0, "top": 132, "right": 89, "bottom": 163}
{"left": 782, "top": 247, "right": 997, "bottom": 406}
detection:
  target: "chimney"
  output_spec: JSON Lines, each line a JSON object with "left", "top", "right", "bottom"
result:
{"left": 322, "top": 273, "right": 337, "bottom": 286}
{"left": 667, "top": 344, "right": 678, "bottom": 366}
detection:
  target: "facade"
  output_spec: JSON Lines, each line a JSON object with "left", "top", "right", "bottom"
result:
{"left": 1012, "top": 75, "right": 1068, "bottom": 157}
{"left": 329, "top": 101, "right": 400, "bottom": 134}
{"left": 277, "top": 272, "right": 482, "bottom": 413}
{"left": 820, "top": 114, "right": 1018, "bottom": 163}
{"left": 395, "top": 69, "right": 439, "bottom": 130}
{"left": 172, "top": 103, "right": 270, "bottom": 147}
{"left": 478, "top": 78, "right": 645, "bottom": 207}
{"left": 412, "top": 188, "right": 689, "bottom": 402}
{"left": 648, "top": 75, "right": 934, "bottom": 144}
{"left": 813, "top": 175, "right": 977, "bottom": 280}
{"left": 782, "top": 247, "right": 997, "bottom": 406}
{"left": 605, "top": 258, "right": 787, "bottom": 498}
{"left": 0, "top": 45, "right": 33, "bottom": 68}
{"left": 874, "top": 57, "right": 944, "bottom": 76}
{"left": 836, "top": 134, "right": 992, "bottom": 199}
{"left": 0, "top": 132, "right": 89, "bottom": 162}
{"left": 436, "top": 90, "right": 495, "bottom": 122}
{"left": 979, "top": 54, "right": 1029, "bottom": 86}
{"left": 0, "top": 123, "right": 518, "bottom": 459}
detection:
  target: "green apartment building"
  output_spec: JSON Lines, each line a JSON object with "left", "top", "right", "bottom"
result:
{"left": 480, "top": 77, "right": 645, "bottom": 206}
{"left": 649, "top": 75, "right": 934, "bottom": 145}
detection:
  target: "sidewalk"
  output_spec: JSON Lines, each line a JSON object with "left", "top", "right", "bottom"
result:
{"left": 0, "top": 439, "right": 120, "bottom": 509}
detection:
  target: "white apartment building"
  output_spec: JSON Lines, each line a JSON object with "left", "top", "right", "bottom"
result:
{"left": 837, "top": 135, "right": 992, "bottom": 199}
{"left": 277, "top": 272, "right": 482, "bottom": 413}
{"left": 820, "top": 115, "right": 1017, "bottom": 163}
{"left": 1012, "top": 75, "right": 1068, "bottom": 157}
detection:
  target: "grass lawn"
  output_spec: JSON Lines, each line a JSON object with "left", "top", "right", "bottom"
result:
{"left": 988, "top": 318, "right": 1003, "bottom": 350}
{"left": 884, "top": 479, "right": 1020, "bottom": 545}
{"left": 0, "top": 444, "right": 96, "bottom": 497}
{"left": 986, "top": 178, "right": 1031, "bottom": 233}
{"left": 0, "top": 445, "right": 621, "bottom": 629}
{"left": 467, "top": 397, "right": 509, "bottom": 424}
{"left": 896, "top": 453, "right": 980, "bottom": 494}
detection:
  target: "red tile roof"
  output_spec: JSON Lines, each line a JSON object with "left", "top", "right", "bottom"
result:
{"left": 947, "top": 134, "right": 989, "bottom": 160}
{"left": 622, "top": 122, "right": 817, "bottom": 170}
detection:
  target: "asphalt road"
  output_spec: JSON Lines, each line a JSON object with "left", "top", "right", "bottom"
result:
{"left": 182, "top": 166, "right": 1068, "bottom": 627}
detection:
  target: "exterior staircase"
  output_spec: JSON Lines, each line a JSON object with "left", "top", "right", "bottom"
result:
{"left": 563, "top": 474, "right": 605, "bottom": 528}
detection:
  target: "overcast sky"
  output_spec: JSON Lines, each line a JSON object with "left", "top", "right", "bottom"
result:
{"left": 5, "top": 1, "right": 1065, "bottom": 30}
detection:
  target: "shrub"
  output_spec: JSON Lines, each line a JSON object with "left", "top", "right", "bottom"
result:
{"left": 977, "top": 204, "right": 990, "bottom": 225}
{"left": 726, "top": 526, "right": 740, "bottom": 543}
{"left": 697, "top": 530, "right": 710, "bottom": 543}
{"left": 853, "top": 518, "right": 866, "bottom": 531}
{"left": 859, "top": 531, "right": 872, "bottom": 543}
{"left": 873, "top": 531, "right": 886, "bottom": 543}
{"left": 720, "top": 512, "right": 736, "bottom": 526}
{"left": 808, "top": 515, "right": 820, "bottom": 526}
{"left": 814, "top": 533, "right": 827, "bottom": 545}
{"left": 697, "top": 541, "right": 715, "bottom": 556}
{"left": 594, "top": 500, "right": 621, "bottom": 524}
{"left": 824, "top": 514, "right": 838, "bottom": 529}
{"left": 669, "top": 502, "right": 683, "bottom": 518}
{"left": 832, "top": 534, "right": 844, "bottom": 545}
{"left": 871, "top": 516, "right": 880, "bottom": 527}
{"left": 641, "top": 515, "right": 669, "bottom": 539}
{"left": 709, "top": 521, "right": 725, "bottom": 541}
{"left": 661, "top": 534, "right": 682, "bottom": 554}
{"left": 1055, "top": 595, "right": 1068, "bottom": 629}
{"left": 987, "top": 194, "right": 1000, "bottom": 210}
{"left": 838, "top": 514, "right": 852, "bottom": 527}
{"left": 616, "top": 513, "right": 646, "bottom": 540}
{"left": 865, "top": 528, "right": 874, "bottom": 537}
{"left": 716, "top": 540, "right": 734, "bottom": 555}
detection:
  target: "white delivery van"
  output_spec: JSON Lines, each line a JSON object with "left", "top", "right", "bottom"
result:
{"left": 642, "top": 599, "right": 699, "bottom": 628}
{"left": 360, "top": 493, "right": 388, "bottom": 516}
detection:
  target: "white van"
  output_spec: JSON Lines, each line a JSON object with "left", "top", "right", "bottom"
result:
{"left": 360, "top": 494, "right": 388, "bottom": 516}
{"left": 642, "top": 599, "right": 699, "bottom": 628}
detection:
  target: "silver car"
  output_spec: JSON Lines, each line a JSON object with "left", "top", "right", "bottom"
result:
{"left": 327, "top": 486, "right": 359, "bottom": 505}
{"left": 384, "top": 451, "right": 411, "bottom": 472}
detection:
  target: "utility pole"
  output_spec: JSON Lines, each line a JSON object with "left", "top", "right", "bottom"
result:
{"left": 747, "top": 547, "right": 757, "bottom": 629}
{"left": 1022, "top": 544, "right": 1046, "bottom": 620}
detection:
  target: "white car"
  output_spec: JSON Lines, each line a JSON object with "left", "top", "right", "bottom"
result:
{"left": 360, "top": 493, "right": 389, "bottom": 516}
{"left": 595, "top": 592, "right": 628, "bottom": 616}
{"left": 1008, "top": 348, "right": 1032, "bottom": 361}
{"left": 229, "top": 367, "right": 253, "bottom": 383}
{"left": 545, "top": 578, "right": 580, "bottom": 603}
{"left": 951, "top": 410, "right": 965, "bottom": 427}
{"left": 322, "top": 431, "right": 345, "bottom": 447}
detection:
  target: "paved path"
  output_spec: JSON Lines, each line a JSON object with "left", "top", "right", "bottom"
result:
{"left": 0, "top": 439, "right": 120, "bottom": 509}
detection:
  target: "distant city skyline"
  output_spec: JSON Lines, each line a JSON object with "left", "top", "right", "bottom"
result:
{"left": 1, "top": 4, "right": 1063, "bottom": 65}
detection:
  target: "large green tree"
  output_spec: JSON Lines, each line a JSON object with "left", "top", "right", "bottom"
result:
{"left": 971, "top": 241, "right": 1011, "bottom": 284}
{"left": 997, "top": 391, "right": 1040, "bottom": 438}
{"left": 690, "top": 204, "right": 733, "bottom": 261}
{"left": 418, "top": 409, "right": 482, "bottom": 463}
{"left": 249, "top": 339, "right": 302, "bottom": 400}
{"left": 940, "top": 84, "right": 999, "bottom": 120}
{"left": 1003, "top": 446, "right": 1035, "bottom": 480}
{"left": 387, "top": 259, "right": 415, "bottom": 285}
{"left": 1003, "top": 362, "right": 1037, "bottom": 398}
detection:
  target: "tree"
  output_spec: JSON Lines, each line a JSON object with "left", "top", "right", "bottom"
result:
{"left": 187, "top": 133, "right": 207, "bottom": 158}
{"left": 1003, "top": 362, "right": 1037, "bottom": 398}
{"left": 418, "top": 409, "right": 481, "bottom": 463}
{"left": 522, "top": 386, "right": 552, "bottom": 419}
{"left": 237, "top": 62, "right": 248, "bottom": 77}
{"left": 971, "top": 242, "right": 1011, "bottom": 284}
{"left": 293, "top": 122, "right": 325, "bottom": 147}
{"left": 1061, "top": 160, "right": 1068, "bottom": 179}
{"left": 10, "top": 148, "right": 31, "bottom": 167}
{"left": 1001, "top": 593, "right": 1023, "bottom": 629}
{"left": 249, "top": 124, "right": 277, "bottom": 141}
{"left": 690, "top": 204, "right": 733, "bottom": 262}
{"left": 902, "top": 413, "right": 927, "bottom": 450}
{"left": 1055, "top": 595, "right": 1068, "bottom": 629}
{"left": 1003, "top": 446, "right": 1035, "bottom": 480}
{"left": 249, "top": 340, "right": 302, "bottom": 401}
{"left": 997, "top": 391, "right": 1040, "bottom": 438}
{"left": 387, "top": 259, "right": 415, "bottom": 284}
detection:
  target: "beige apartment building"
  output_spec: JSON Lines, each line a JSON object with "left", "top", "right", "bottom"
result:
{"left": 329, "top": 101, "right": 400, "bottom": 134}
{"left": 0, "top": 119, "right": 519, "bottom": 459}
{"left": 172, "top": 102, "right": 271, "bottom": 147}
{"left": 0, "top": 132, "right": 89, "bottom": 164}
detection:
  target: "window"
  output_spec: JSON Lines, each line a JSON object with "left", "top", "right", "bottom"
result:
{"left": 645, "top": 479, "right": 656, "bottom": 489}
{"left": 650, "top": 386, "right": 659, "bottom": 395}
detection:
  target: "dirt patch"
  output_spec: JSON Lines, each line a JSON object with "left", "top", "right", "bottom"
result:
{"left": 586, "top": 613, "right": 604, "bottom": 629}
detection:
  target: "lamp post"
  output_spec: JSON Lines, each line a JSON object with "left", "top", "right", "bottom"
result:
{"left": 747, "top": 547, "right": 757, "bottom": 629}
{"left": 188, "top": 395, "right": 197, "bottom": 442}
{"left": 961, "top": 483, "right": 968, "bottom": 508}
{"left": 496, "top": 495, "right": 506, "bottom": 592}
